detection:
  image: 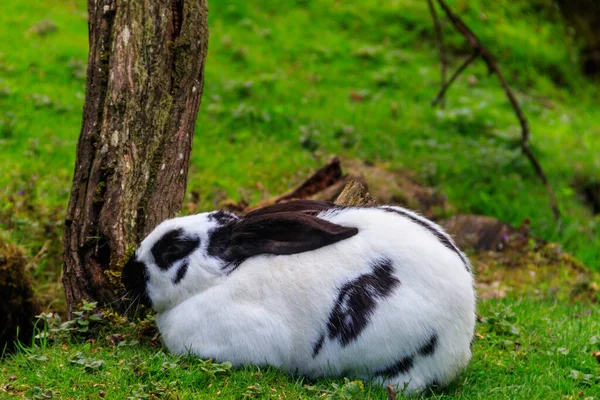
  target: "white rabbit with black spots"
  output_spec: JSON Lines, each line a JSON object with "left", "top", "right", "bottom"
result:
{"left": 122, "top": 200, "right": 476, "bottom": 394}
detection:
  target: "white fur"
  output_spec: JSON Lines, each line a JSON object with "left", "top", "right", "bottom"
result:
{"left": 136, "top": 206, "right": 476, "bottom": 393}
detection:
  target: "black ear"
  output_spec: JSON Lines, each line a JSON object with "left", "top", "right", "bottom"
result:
{"left": 208, "top": 211, "right": 358, "bottom": 264}
{"left": 243, "top": 200, "right": 339, "bottom": 218}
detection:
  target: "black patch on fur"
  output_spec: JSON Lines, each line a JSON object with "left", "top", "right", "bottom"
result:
{"left": 375, "top": 354, "right": 414, "bottom": 378}
{"left": 221, "top": 258, "right": 247, "bottom": 275}
{"left": 325, "top": 258, "right": 400, "bottom": 348}
{"left": 312, "top": 334, "right": 325, "bottom": 358}
{"left": 207, "top": 202, "right": 358, "bottom": 270}
{"left": 122, "top": 256, "right": 151, "bottom": 307}
{"left": 374, "top": 331, "right": 439, "bottom": 378}
{"left": 151, "top": 228, "right": 200, "bottom": 270}
{"left": 380, "top": 207, "right": 469, "bottom": 270}
{"left": 209, "top": 210, "right": 238, "bottom": 224}
{"left": 206, "top": 225, "right": 231, "bottom": 259}
{"left": 173, "top": 261, "right": 189, "bottom": 284}
{"left": 418, "top": 333, "right": 438, "bottom": 357}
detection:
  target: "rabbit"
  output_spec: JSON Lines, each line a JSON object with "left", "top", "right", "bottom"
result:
{"left": 122, "top": 200, "right": 476, "bottom": 394}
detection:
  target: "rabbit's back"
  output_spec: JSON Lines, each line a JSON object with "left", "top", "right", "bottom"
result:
{"left": 293, "top": 206, "right": 474, "bottom": 389}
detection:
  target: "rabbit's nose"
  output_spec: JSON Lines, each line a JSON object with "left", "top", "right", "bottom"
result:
{"left": 122, "top": 255, "right": 152, "bottom": 308}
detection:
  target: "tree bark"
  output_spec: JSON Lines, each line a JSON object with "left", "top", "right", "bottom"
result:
{"left": 62, "top": 0, "right": 209, "bottom": 316}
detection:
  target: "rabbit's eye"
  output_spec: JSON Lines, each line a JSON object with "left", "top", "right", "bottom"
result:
{"left": 164, "top": 243, "right": 182, "bottom": 255}
{"left": 151, "top": 228, "right": 200, "bottom": 270}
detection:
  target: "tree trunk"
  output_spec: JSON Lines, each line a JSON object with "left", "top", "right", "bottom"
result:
{"left": 62, "top": 0, "right": 209, "bottom": 317}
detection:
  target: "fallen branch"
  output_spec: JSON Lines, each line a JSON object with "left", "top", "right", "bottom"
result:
{"left": 426, "top": 0, "right": 448, "bottom": 108}
{"left": 242, "top": 157, "right": 344, "bottom": 212}
{"left": 24, "top": 240, "right": 51, "bottom": 272}
{"left": 276, "top": 156, "right": 343, "bottom": 201}
{"left": 431, "top": 0, "right": 560, "bottom": 219}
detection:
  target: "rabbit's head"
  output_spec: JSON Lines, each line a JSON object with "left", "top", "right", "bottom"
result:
{"left": 122, "top": 210, "right": 239, "bottom": 312}
{"left": 122, "top": 201, "right": 358, "bottom": 312}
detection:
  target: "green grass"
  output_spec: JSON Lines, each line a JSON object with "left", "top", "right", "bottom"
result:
{"left": 2, "top": 299, "right": 599, "bottom": 399}
{"left": 1, "top": 0, "right": 600, "bottom": 398}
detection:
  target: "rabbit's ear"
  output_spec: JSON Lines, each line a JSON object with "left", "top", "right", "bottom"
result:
{"left": 209, "top": 211, "right": 358, "bottom": 263}
{"left": 243, "top": 200, "right": 338, "bottom": 218}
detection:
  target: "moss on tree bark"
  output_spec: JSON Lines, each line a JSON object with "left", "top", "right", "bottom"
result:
{"left": 62, "top": 0, "right": 209, "bottom": 316}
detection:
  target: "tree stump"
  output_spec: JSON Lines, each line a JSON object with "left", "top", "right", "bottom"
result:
{"left": 62, "top": 0, "right": 209, "bottom": 316}
{"left": 334, "top": 180, "right": 377, "bottom": 207}
{"left": 0, "top": 234, "right": 39, "bottom": 352}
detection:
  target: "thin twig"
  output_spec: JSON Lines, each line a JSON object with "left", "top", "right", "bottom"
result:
{"left": 25, "top": 240, "right": 51, "bottom": 271}
{"left": 426, "top": 0, "right": 447, "bottom": 108}
{"left": 433, "top": 0, "right": 560, "bottom": 219}
{"left": 387, "top": 385, "right": 397, "bottom": 400}
{"left": 432, "top": 51, "right": 478, "bottom": 106}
